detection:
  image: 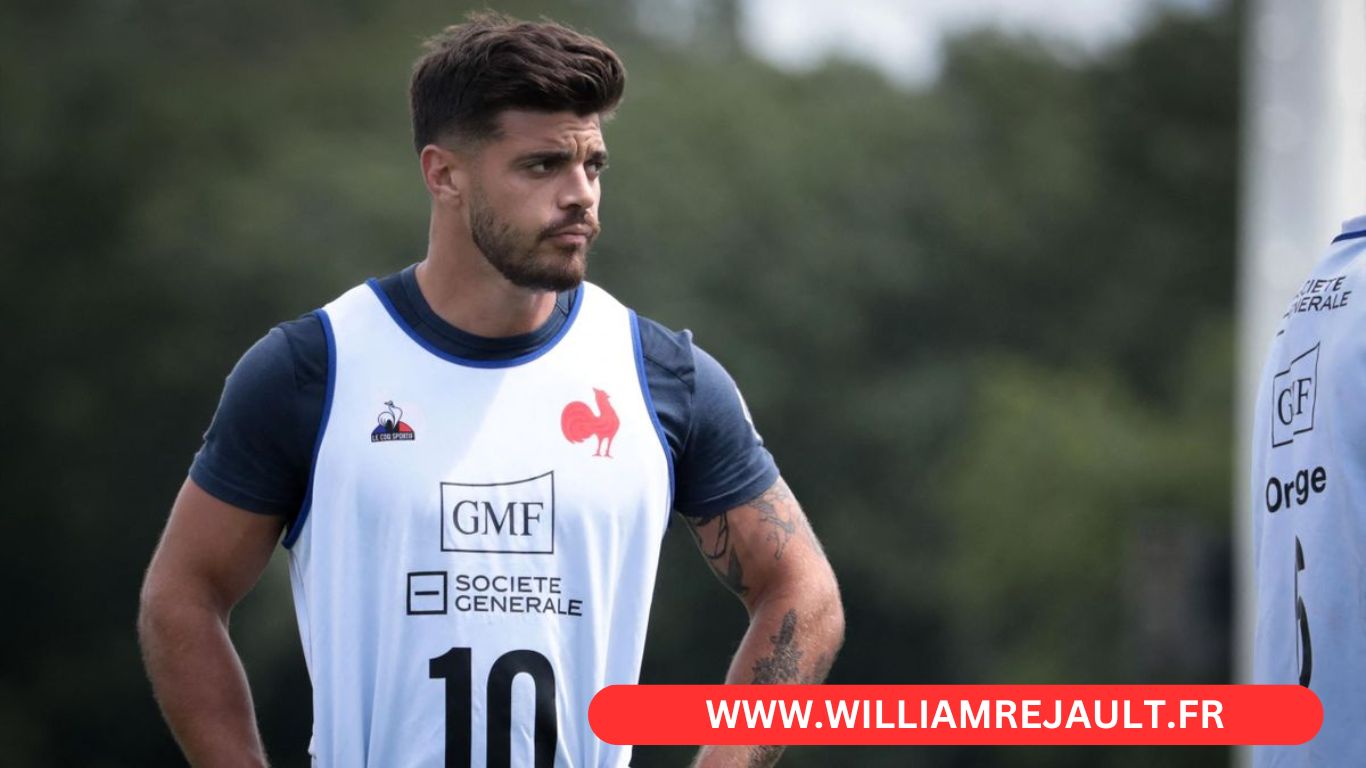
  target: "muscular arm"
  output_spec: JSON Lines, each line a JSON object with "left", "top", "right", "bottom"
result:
{"left": 138, "top": 478, "right": 286, "bottom": 767}
{"left": 683, "top": 477, "right": 845, "bottom": 768}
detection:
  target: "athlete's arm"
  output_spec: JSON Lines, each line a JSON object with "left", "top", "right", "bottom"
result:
{"left": 138, "top": 477, "right": 285, "bottom": 767}
{"left": 683, "top": 477, "right": 845, "bottom": 768}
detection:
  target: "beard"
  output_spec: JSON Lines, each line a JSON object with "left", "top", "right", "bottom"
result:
{"left": 468, "top": 184, "right": 596, "bottom": 292}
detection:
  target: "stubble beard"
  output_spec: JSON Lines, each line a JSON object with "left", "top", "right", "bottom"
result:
{"left": 469, "top": 185, "right": 592, "bottom": 293}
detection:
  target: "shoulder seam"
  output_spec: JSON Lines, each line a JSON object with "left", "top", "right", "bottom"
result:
{"left": 278, "top": 322, "right": 305, "bottom": 394}
{"left": 640, "top": 346, "right": 697, "bottom": 453}
{"left": 641, "top": 350, "right": 691, "bottom": 387}
{"left": 278, "top": 314, "right": 327, "bottom": 473}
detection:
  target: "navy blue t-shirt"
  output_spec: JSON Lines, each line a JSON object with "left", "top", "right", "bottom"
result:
{"left": 190, "top": 266, "right": 778, "bottom": 521}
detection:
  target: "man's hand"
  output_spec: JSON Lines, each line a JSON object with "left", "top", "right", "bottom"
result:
{"left": 138, "top": 478, "right": 285, "bottom": 767}
{"left": 683, "top": 477, "right": 845, "bottom": 768}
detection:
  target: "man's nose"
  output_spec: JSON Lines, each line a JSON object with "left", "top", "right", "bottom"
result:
{"left": 558, "top": 165, "right": 597, "bottom": 210}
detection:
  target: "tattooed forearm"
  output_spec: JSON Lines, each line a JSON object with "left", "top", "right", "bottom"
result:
{"left": 750, "top": 481, "right": 799, "bottom": 560}
{"left": 751, "top": 609, "right": 803, "bottom": 684}
{"left": 739, "top": 612, "right": 824, "bottom": 765}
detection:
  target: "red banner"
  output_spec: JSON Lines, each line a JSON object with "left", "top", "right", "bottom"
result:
{"left": 588, "top": 685, "right": 1320, "bottom": 746}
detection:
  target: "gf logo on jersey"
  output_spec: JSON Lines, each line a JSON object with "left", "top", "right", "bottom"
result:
{"left": 1272, "top": 344, "right": 1319, "bottom": 448}
{"left": 440, "top": 471, "right": 555, "bottom": 554}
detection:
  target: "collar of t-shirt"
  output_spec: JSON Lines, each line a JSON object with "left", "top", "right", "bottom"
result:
{"left": 375, "top": 264, "right": 576, "bottom": 361}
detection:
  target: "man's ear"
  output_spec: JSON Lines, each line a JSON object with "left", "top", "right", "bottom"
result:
{"left": 420, "top": 144, "right": 465, "bottom": 206}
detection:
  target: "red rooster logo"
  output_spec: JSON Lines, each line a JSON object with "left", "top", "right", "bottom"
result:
{"left": 561, "top": 388, "right": 620, "bottom": 458}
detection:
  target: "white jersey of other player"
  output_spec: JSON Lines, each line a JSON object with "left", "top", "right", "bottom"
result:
{"left": 1252, "top": 215, "right": 1366, "bottom": 766}
{"left": 287, "top": 279, "right": 672, "bottom": 767}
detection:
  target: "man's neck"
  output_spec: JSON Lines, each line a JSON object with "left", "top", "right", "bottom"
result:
{"left": 415, "top": 236, "right": 558, "bottom": 340}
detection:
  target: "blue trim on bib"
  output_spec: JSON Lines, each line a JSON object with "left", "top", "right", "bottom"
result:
{"left": 284, "top": 308, "right": 336, "bottom": 549}
{"left": 365, "top": 279, "right": 584, "bottom": 368}
{"left": 630, "top": 310, "right": 675, "bottom": 512}
{"left": 1332, "top": 229, "right": 1366, "bottom": 244}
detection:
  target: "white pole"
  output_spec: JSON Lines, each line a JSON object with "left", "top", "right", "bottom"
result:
{"left": 1235, "top": 0, "right": 1364, "bottom": 764}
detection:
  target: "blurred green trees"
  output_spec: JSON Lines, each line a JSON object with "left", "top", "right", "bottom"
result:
{"left": 0, "top": 1, "right": 1239, "bottom": 765}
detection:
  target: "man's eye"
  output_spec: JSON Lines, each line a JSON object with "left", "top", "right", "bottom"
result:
{"left": 528, "top": 160, "right": 551, "bottom": 173}
{"left": 587, "top": 160, "right": 609, "bottom": 174}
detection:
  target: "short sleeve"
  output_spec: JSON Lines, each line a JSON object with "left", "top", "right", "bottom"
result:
{"left": 188, "top": 314, "right": 327, "bottom": 516}
{"left": 674, "top": 343, "right": 780, "bottom": 518}
{"left": 637, "top": 315, "right": 779, "bottom": 520}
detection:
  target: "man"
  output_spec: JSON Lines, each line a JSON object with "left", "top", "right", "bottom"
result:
{"left": 1251, "top": 215, "right": 1366, "bottom": 765}
{"left": 137, "top": 12, "right": 844, "bottom": 768}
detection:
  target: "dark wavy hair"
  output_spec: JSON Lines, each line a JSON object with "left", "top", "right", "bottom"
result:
{"left": 409, "top": 12, "right": 627, "bottom": 153}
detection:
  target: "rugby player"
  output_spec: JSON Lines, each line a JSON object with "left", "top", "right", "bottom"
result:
{"left": 1251, "top": 215, "right": 1366, "bottom": 766}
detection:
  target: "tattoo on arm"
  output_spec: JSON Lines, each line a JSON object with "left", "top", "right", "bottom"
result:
{"left": 685, "top": 478, "right": 820, "bottom": 597}
{"left": 750, "top": 481, "right": 808, "bottom": 561}
{"left": 754, "top": 483, "right": 797, "bottom": 554}
{"left": 722, "top": 550, "right": 748, "bottom": 597}
{"left": 743, "top": 610, "right": 823, "bottom": 765}
{"left": 751, "top": 609, "right": 803, "bottom": 684}
{"left": 686, "top": 513, "right": 748, "bottom": 596}
{"left": 701, "top": 511, "right": 732, "bottom": 561}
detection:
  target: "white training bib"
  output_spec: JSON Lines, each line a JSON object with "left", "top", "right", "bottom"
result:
{"left": 286, "top": 280, "right": 672, "bottom": 767}
{"left": 1252, "top": 217, "right": 1366, "bottom": 767}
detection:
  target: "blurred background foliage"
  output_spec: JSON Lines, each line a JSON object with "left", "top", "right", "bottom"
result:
{"left": 0, "top": 0, "right": 1239, "bottom": 765}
